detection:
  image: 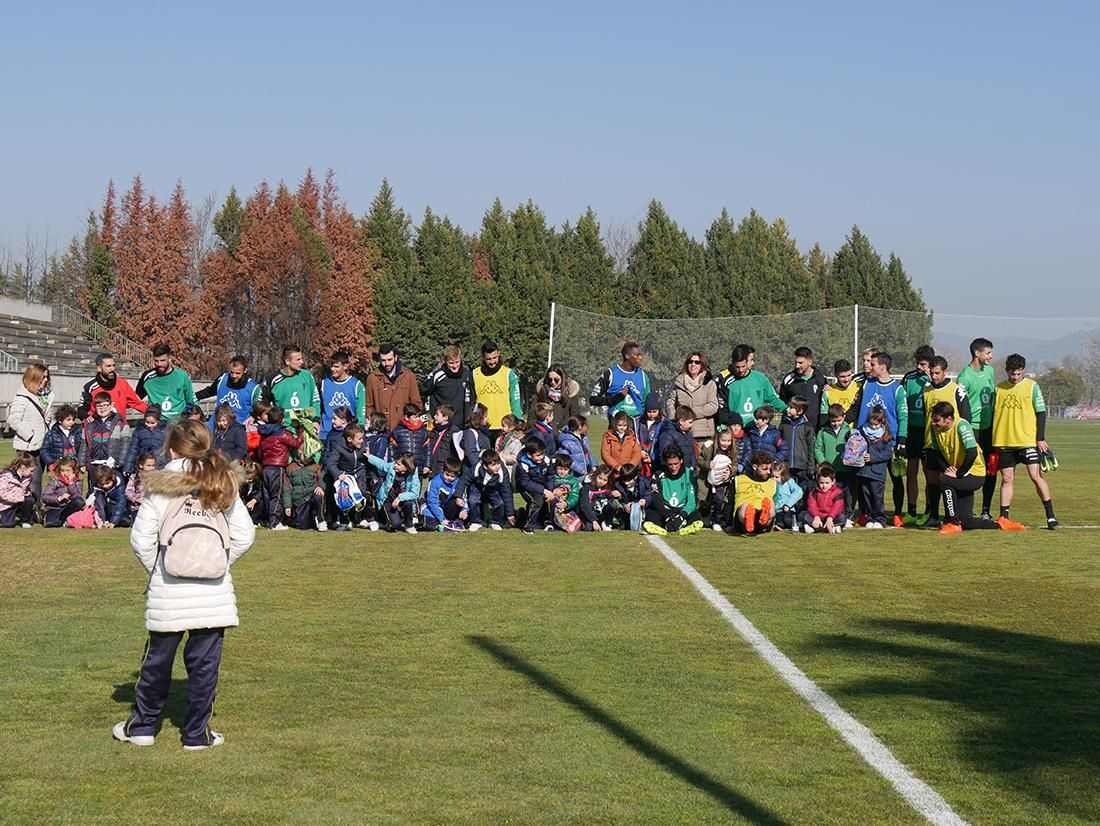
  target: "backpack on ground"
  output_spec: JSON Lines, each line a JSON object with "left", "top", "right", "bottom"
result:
{"left": 157, "top": 494, "right": 231, "bottom": 580}
{"left": 335, "top": 475, "right": 365, "bottom": 511}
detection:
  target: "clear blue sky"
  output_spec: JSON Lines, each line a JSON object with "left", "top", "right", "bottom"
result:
{"left": 3, "top": 1, "right": 1097, "bottom": 316}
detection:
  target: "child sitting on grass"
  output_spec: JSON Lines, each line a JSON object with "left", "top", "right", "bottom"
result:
{"left": 42, "top": 457, "right": 84, "bottom": 527}
{"left": 367, "top": 451, "right": 421, "bottom": 533}
{"left": 772, "top": 460, "right": 803, "bottom": 532}
{"left": 0, "top": 452, "right": 38, "bottom": 528}
{"left": 125, "top": 452, "right": 157, "bottom": 521}
{"left": 579, "top": 464, "right": 623, "bottom": 532}
{"left": 283, "top": 458, "right": 327, "bottom": 531}
{"left": 644, "top": 445, "right": 703, "bottom": 536}
{"left": 464, "top": 450, "right": 516, "bottom": 531}
{"left": 92, "top": 464, "right": 128, "bottom": 529}
{"left": 733, "top": 451, "right": 776, "bottom": 535}
{"left": 515, "top": 437, "right": 554, "bottom": 534}
{"left": 422, "top": 457, "right": 468, "bottom": 532}
{"left": 802, "top": 464, "right": 846, "bottom": 534}
{"left": 614, "top": 463, "right": 652, "bottom": 532}
{"left": 546, "top": 455, "right": 581, "bottom": 532}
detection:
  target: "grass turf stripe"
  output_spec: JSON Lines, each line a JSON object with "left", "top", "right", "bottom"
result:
{"left": 645, "top": 534, "right": 968, "bottom": 826}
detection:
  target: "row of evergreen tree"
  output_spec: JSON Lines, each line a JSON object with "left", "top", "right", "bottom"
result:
{"left": 3, "top": 170, "right": 928, "bottom": 380}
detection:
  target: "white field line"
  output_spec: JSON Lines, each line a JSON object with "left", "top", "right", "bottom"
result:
{"left": 645, "top": 534, "right": 968, "bottom": 826}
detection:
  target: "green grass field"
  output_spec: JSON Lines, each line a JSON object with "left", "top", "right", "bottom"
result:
{"left": 1, "top": 421, "right": 1096, "bottom": 824}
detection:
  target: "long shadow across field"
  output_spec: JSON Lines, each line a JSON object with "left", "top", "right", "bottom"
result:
{"left": 468, "top": 635, "right": 789, "bottom": 825}
{"left": 809, "top": 619, "right": 1099, "bottom": 821}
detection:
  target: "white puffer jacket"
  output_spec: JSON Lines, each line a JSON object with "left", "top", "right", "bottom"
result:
{"left": 129, "top": 459, "right": 255, "bottom": 632}
{"left": 9, "top": 388, "right": 52, "bottom": 452}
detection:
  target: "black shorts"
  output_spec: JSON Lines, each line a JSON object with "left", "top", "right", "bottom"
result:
{"left": 923, "top": 447, "right": 947, "bottom": 472}
{"left": 906, "top": 428, "right": 925, "bottom": 460}
{"left": 998, "top": 446, "right": 1040, "bottom": 468}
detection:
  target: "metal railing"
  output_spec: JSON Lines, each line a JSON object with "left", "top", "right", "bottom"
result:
{"left": 51, "top": 304, "right": 152, "bottom": 368}
{"left": 0, "top": 349, "right": 18, "bottom": 372}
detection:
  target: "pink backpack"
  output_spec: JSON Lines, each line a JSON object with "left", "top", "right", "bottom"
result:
{"left": 66, "top": 505, "right": 101, "bottom": 529}
{"left": 842, "top": 430, "right": 868, "bottom": 468}
{"left": 157, "top": 495, "right": 231, "bottom": 579}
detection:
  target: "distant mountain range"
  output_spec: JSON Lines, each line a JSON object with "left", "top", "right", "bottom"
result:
{"left": 934, "top": 325, "right": 1100, "bottom": 370}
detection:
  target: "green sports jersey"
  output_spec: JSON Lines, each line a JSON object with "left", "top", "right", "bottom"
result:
{"left": 656, "top": 467, "right": 697, "bottom": 513}
{"left": 269, "top": 369, "right": 321, "bottom": 415}
{"left": 720, "top": 370, "right": 786, "bottom": 425}
{"left": 957, "top": 364, "right": 996, "bottom": 430}
{"left": 902, "top": 370, "right": 931, "bottom": 429}
{"left": 136, "top": 367, "right": 196, "bottom": 418}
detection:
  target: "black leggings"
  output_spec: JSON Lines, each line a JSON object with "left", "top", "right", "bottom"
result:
{"left": 941, "top": 474, "right": 999, "bottom": 530}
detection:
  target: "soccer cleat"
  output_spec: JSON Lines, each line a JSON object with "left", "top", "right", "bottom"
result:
{"left": 831, "top": 526, "right": 843, "bottom": 534}
{"left": 892, "top": 514, "right": 905, "bottom": 528}
{"left": 112, "top": 721, "right": 154, "bottom": 747}
{"left": 996, "top": 516, "right": 1027, "bottom": 531}
{"left": 543, "top": 525, "right": 555, "bottom": 532}
{"left": 902, "top": 513, "right": 918, "bottom": 527}
{"left": 441, "top": 520, "right": 466, "bottom": 533}
{"left": 938, "top": 522, "right": 964, "bottom": 535}
{"left": 678, "top": 520, "right": 704, "bottom": 537}
{"left": 367, "top": 520, "right": 380, "bottom": 531}
{"left": 405, "top": 527, "right": 417, "bottom": 534}
{"left": 914, "top": 513, "right": 931, "bottom": 527}
{"left": 743, "top": 505, "right": 757, "bottom": 534}
{"left": 758, "top": 499, "right": 773, "bottom": 527}
{"left": 1047, "top": 518, "right": 1060, "bottom": 530}
{"left": 183, "top": 731, "right": 225, "bottom": 751}
{"left": 803, "top": 524, "right": 816, "bottom": 534}
{"left": 334, "top": 523, "right": 351, "bottom": 532}
{"left": 843, "top": 518, "right": 854, "bottom": 529}
{"left": 20, "top": 522, "right": 33, "bottom": 529}
{"left": 643, "top": 521, "right": 667, "bottom": 536}
{"left": 979, "top": 512, "right": 992, "bottom": 521}
{"left": 522, "top": 526, "right": 534, "bottom": 535}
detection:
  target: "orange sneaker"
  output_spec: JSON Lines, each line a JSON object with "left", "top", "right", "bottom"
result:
{"left": 743, "top": 504, "right": 757, "bottom": 534}
{"left": 892, "top": 514, "right": 905, "bottom": 528}
{"left": 759, "top": 498, "right": 773, "bottom": 527}
{"left": 996, "top": 516, "right": 1027, "bottom": 531}
{"left": 938, "top": 522, "right": 963, "bottom": 535}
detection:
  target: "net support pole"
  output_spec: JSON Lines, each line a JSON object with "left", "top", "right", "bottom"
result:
{"left": 853, "top": 303, "right": 859, "bottom": 367}
{"left": 547, "top": 301, "right": 557, "bottom": 368}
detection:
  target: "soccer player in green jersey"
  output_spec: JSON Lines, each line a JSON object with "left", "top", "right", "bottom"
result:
{"left": 135, "top": 343, "right": 197, "bottom": 419}
{"left": 266, "top": 345, "right": 321, "bottom": 420}
{"left": 901, "top": 345, "right": 935, "bottom": 525}
{"left": 956, "top": 337, "right": 998, "bottom": 518}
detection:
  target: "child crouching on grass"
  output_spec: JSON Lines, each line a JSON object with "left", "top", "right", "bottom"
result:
{"left": 733, "top": 451, "right": 776, "bottom": 535}
{"left": 283, "top": 459, "right": 327, "bottom": 531}
{"left": 464, "top": 450, "right": 516, "bottom": 531}
{"left": 772, "top": 460, "right": 803, "bottom": 532}
{"left": 802, "top": 464, "right": 846, "bottom": 533}
{"left": 614, "top": 463, "right": 652, "bottom": 532}
{"left": 644, "top": 445, "right": 703, "bottom": 536}
{"left": 42, "top": 457, "right": 84, "bottom": 527}
{"left": 422, "top": 457, "right": 468, "bottom": 532}
{"left": 92, "top": 465, "right": 128, "bottom": 529}
{"left": 125, "top": 452, "right": 157, "bottom": 522}
{"left": 546, "top": 455, "right": 581, "bottom": 532}
{"left": 0, "top": 453, "right": 39, "bottom": 528}
{"left": 367, "top": 451, "right": 421, "bottom": 533}
{"left": 579, "top": 464, "right": 623, "bottom": 531}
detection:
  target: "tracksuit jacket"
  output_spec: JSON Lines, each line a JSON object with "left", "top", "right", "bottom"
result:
{"left": 515, "top": 451, "right": 553, "bottom": 499}
{"left": 463, "top": 462, "right": 516, "bottom": 521}
{"left": 421, "top": 365, "right": 477, "bottom": 427}
{"left": 779, "top": 415, "right": 815, "bottom": 475}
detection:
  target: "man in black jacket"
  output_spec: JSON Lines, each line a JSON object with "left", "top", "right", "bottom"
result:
{"left": 779, "top": 347, "right": 829, "bottom": 429}
{"left": 421, "top": 344, "right": 477, "bottom": 426}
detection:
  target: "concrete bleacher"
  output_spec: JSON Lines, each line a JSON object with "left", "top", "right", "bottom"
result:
{"left": 0, "top": 313, "right": 140, "bottom": 376}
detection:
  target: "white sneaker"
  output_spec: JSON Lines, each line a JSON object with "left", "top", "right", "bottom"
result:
{"left": 490, "top": 524, "right": 502, "bottom": 531}
{"left": 271, "top": 523, "right": 289, "bottom": 531}
{"left": 866, "top": 522, "right": 883, "bottom": 530}
{"left": 791, "top": 527, "right": 800, "bottom": 535}
{"left": 183, "top": 731, "right": 224, "bottom": 751}
{"left": 803, "top": 524, "right": 816, "bottom": 534}
{"left": 469, "top": 523, "right": 482, "bottom": 532}
{"left": 844, "top": 519, "right": 854, "bottom": 529}
{"left": 316, "top": 520, "right": 328, "bottom": 532}
{"left": 831, "top": 526, "right": 843, "bottom": 534}
{"left": 112, "top": 721, "right": 154, "bottom": 746}
{"left": 712, "top": 523, "right": 723, "bottom": 532}
{"left": 20, "top": 523, "right": 33, "bottom": 529}
{"left": 405, "top": 527, "right": 417, "bottom": 534}
{"left": 367, "top": 520, "right": 380, "bottom": 532}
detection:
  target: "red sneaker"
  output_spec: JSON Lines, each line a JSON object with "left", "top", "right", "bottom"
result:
{"left": 892, "top": 514, "right": 905, "bottom": 528}
{"left": 759, "top": 498, "right": 773, "bottom": 527}
{"left": 743, "top": 504, "right": 757, "bottom": 534}
{"left": 856, "top": 514, "right": 869, "bottom": 527}
{"left": 938, "top": 522, "right": 963, "bottom": 535}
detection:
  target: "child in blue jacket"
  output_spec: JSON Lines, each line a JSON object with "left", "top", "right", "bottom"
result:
{"left": 422, "top": 457, "right": 468, "bottom": 531}
{"left": 556, "top": 415, "right": 595, "bottom": 478}
{"left": 40, "top": 404, "right": 83, "bottom": 469}
{"left": 367, "top": 451, "right": 421, "bottom": 533}
{"left": 91, "top": 465, "right": 128, "bottom": 528}
{"left": 124, "top": 406, "right": 167, "bottom": 474}
{"left": 743, "top": 405, "right": 787, "bottom": 464}
{"left": 515, "top": 438, "right": 554, "bottom": 533}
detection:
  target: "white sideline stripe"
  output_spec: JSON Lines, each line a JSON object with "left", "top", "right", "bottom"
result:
{"left": 645, "top": 535, "right": 967, "bottom": 826}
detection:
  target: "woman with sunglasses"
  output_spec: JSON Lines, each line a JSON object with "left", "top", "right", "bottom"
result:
{"left": 534, "top": 363, "right": 582, "bottom": 430}
{"left": 665, "top": 351, "right": 719, "bottom": 453}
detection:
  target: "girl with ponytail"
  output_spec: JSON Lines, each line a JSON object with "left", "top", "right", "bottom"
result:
{"left": 114, "top": 419, "right": 256, "bottom": 751}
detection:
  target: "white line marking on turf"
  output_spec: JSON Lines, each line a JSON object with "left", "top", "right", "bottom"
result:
{"left": 645, "top": 534, "right": 968, "bottom": 826}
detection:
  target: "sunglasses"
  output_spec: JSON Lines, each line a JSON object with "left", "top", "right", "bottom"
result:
{"left": 687, "top": 359, "right": 702, "bottom": 365}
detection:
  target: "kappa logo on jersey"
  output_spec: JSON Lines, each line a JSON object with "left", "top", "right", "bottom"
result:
{"left": 740, "top": 479, "right": 771, "bottom": 499}
{"left": 328, "top": 391, "right": 353, "bottom": 408}
{"left": 480, "top": 384, "right": 504, "bottom": 395}
{"left": 866, "top": 391, "right": 887, "bottom": 411}
{"left": 219, "top": 393, "right": 243, "bottom": 410}
{"left": 999, "top": 393, "right": 1025, "bottom": 410}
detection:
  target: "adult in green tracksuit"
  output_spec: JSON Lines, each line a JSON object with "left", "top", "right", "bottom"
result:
{"left": 266, "top": 345, "right": 321, "bottom": 419}
{"left": 135, "top": 344, "right": 197, "bottom": 419}
{"left": 644, "top": 444, "right": 703, "bottom": 535}
{"left": 955, "top": 337, "right": 997, "bottom": 518}
{"left": 716, "top": 344, "right": 785, "bottom": 427}
{"left": 901, "top": 345, "right": 935, "bottom": 524}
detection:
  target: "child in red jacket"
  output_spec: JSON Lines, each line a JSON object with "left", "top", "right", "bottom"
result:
{"left": 801, "top": 464, "right": 846, "bottom": 533}
{"left": 257, "top": 405, "right": 303, "bottom": 530}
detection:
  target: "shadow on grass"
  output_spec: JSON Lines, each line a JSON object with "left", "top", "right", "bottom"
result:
{"left": 809, "top": 619, "right": 1100, "bottom": 821}
{"left": 111, "top": 673, "right": 191, "bottom": 740}
{"left": 468, "top": 635, "right": 789, "bottom": 825}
